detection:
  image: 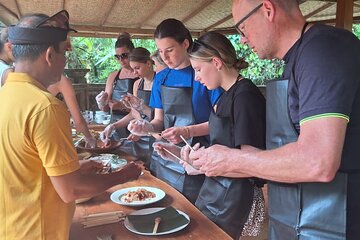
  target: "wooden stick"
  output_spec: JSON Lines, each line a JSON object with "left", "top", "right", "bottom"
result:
{"left": 74, "top": 136, "right": 85, "bottom": 147}
{"left": 152, "top": 217, "right": 161, "bottom": 234}
{"left": 82, "top": 216, "right": 122, "bottom": 224}
{"left": 83, "top": 211, "right": 125, "bottom": 219}
{"left": 162, "top": 147, "right": 183, "bottom": 162}
{"left": 162, "top": 147, "right": 200, "bottom": 170}
{"left": 180, "top": 135, "right": 195, "bottom": 151}
{"left": 83, "top": 217, "right": 124, "bottom": 228}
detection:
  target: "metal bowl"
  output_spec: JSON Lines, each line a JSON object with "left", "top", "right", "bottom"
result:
{"left": 76, "top": 139, "right": 123, "bottom": 154}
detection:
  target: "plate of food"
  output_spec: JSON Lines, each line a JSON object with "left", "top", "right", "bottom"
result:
{"left": 87, "top": 153, "right": 127, "bottom": 174}
{"left": 110, "top": 187, "right": 165, "bottom": 207}
{"left": 76, "top": 139, "right": 123, "bottom": 154}
{"left": 124, "top": 207, "right": 190, "bottom": 236}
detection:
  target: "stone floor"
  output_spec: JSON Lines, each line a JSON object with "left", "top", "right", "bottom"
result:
{"left": 240, "top": 186, "right": 268, "bottom": 240}
{"left": 240, "top": 217, "right": 268, "bottom": 240}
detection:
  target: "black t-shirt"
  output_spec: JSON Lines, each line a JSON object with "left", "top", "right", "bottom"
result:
{"left": 216, "top": 78, "right": 266, "bottom": 149}
{"left": 283, "top": 24, "right": 360, "bottom": 171}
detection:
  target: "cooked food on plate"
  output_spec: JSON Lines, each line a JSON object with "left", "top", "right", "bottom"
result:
{"left": 120, "top": 188, "right": 156, "bottom": 203}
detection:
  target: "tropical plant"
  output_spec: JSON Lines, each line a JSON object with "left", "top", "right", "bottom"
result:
{"left": 68, "top": 23, "right": 360, "bottom": 85}
{"left": 228, "top": 34, "right": 284, "bottom": 85}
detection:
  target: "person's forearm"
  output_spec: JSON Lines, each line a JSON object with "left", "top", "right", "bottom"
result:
{"left": 141, "top": 105, "right": 152, "bottom": 118}
{"left": 113, "top": 113, "right": 134, "bottom": 129}
{"left": 75, "top": 118, "right": 93, "bottom": 139}
{"left": 150, "top": 118, "right": 164, "bottom": 132}
{"left": 187, "top": 122, "right": 209, "bottom": 137}
{"left": 225, "top": 141, "right": 340, "bottom": 183}
{"left": 55, "top": 170, "right": 135, "bottom": 203}
{"left": 99, "top": 104, "right": 109, "bottom": 112}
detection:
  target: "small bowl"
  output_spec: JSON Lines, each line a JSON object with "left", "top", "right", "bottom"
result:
{"left": 102, "top": 119, "right": 110, "bottom": 125}
{"left": 76, "top": 140, "right": 123, "bottom": 154}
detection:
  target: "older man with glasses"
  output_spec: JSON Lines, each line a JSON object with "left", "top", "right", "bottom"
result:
{"left": 190, "top": 0, "right": 360, "bottom": 239}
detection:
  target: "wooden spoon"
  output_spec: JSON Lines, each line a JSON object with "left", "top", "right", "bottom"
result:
{"left": 152, "top": 217, "right": 161, "bottom": 234}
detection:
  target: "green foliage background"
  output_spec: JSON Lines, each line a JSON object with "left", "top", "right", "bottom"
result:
{"left": 68, "top": 24, "right": 360, "bottom": 85}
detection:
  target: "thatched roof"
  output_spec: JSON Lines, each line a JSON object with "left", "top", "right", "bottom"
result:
{"left": 0, "top": 0, "right": 359, "bottom": 38}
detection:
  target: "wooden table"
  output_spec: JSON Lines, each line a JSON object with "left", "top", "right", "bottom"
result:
{"left": 70, "top": 170, "right": 232, "bottom": 240}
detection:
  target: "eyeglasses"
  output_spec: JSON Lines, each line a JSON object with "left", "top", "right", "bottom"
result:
{"left": 114, "top": 53, "right": 129, "bottom": 60}
{"left": 189, "top": 39, "right": 220, "bottom": 56}
{"left": 234, "top": 3, "right": 263, "bottom": 37}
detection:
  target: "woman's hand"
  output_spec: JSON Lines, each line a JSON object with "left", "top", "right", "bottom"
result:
{"left": 161, "top": 126, "right": 190, "bottom": 144}
{"left": 152, "top": 142, "right": 181, "bottom": 162}
{"left": 108, "top": 100, "right": 128, "bottom": 112}
{"left": 95, "top": 91, "right": 108, "bottom": 109}
{"left": 127, "top": 119, "right": 154, "bottom": 136}
{"left": 121, "top": 93, "right": 144, "bottom": 111}
{"left": 85, "top": 136, "right": 97, "bottom": 148}
{"left": 127, "top": 133, "right": 141, "bottom": 142}
{"left": 101, "top": 124, "right": 116, "bottom": 146}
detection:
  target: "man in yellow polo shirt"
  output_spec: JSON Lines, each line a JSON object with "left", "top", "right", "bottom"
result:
{"left": 0, "top": 11, "right": 141, "bottom": 239}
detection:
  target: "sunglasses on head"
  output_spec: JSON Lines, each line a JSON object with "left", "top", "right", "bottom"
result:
{"left": 189, "top": 39, "right": 220, "bottom": 56}
{"left": 114, "top": 53, "right": 129, "bottom": 60}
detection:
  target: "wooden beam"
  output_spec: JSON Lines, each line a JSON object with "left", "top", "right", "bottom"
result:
{"left": 14, "top": 0, "right": 22, "bottom": 18}
{"left": 304, "top": 2, "right": 335, "bottom": 19}
{"left": 72, "top": 25, "right": 155, "bottom": 35}
{"left": 353, "top": 3, "right": 360, "bottom": 9}
{"left": 137, "top": 0, "right": 168, "bottom": 28}
{"left": 72, "top": 25, "right": 202, "bottom": 37}
{"left": 335, "top": 0, "right": 353, "bottom": 30}
{"left": 61, "top": 0, "right": 65, "bottom": 10}
{"left": 182, "top": 0, "right": 215, "bottom": 23}
{"left": 0, "top": 3, "right": 19, "bottom": 25}
{"left": 99, "top": 0, "right": 116, "bottom": 26}
{"left": 69, "top": 31, "right": 155, "bottom": 39}
{"left": 308, "top": 15, "right": 360, "bottom": 25}
{"left": 202, "top": 14, "right": 233, "bottom": 33}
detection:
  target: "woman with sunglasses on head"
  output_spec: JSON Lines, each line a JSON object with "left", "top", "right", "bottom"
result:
{"left": 154, "top": 31, "right": 266, "bottom": 238}
{"left": 128, "top": 19, "right": 222, "bottom": 203}
{"left": 101, "top": 47, "right": 155, "bottom": 165}
{"left": 96, "top": 32, "right": 139, "bottom": 138}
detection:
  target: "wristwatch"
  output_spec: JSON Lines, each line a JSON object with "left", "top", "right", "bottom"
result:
{"left": 141, "top": 113, "right": 147, "bottom": 119}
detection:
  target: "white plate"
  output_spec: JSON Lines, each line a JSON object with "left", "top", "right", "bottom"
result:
{"left": 88, "top": 154, "right": 127, "bottom": 173}
{"left": 124, "top": 207, "right": 190, "bottom": 236}
{"left": 110, "top": 187, "right": 165, "bottom": 207}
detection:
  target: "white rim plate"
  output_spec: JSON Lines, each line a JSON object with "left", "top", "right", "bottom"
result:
{"left": 124, "top": 207, "right": 190, "bottom": 236}
{"left": 110, "top": 187, "right": 165, "bottom": 207}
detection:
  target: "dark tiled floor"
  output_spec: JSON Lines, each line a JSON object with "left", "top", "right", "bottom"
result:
{"left": 240, "top": 186, "right": 268, "bottom": 240}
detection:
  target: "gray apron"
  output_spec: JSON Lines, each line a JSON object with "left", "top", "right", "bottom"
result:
{"left": 120, "top": 78, "right": 154, "bottom": 168}
{"left": 195, "top": 88, "right": 254, "bottom": 239}
{"left": 111, "top": 70, "right": 138, "bottom": 139}
{"left": 150, "top": 69, "right": 206, "bottom": 204}
{"left": 267, "top": 23, "right": 347, "bottom": 240}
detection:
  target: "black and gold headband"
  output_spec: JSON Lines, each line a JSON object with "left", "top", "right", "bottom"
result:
{"left": 8, "top": 10, "right": 76, "bottom": 45}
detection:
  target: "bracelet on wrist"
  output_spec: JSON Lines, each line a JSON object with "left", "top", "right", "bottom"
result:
{"left": 185, "top": 126, "right": 191, "bottom": 138}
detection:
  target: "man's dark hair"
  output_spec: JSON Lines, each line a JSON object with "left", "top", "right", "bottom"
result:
{"left": 12, "top": 13, "right": 60, "bottom": 61}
